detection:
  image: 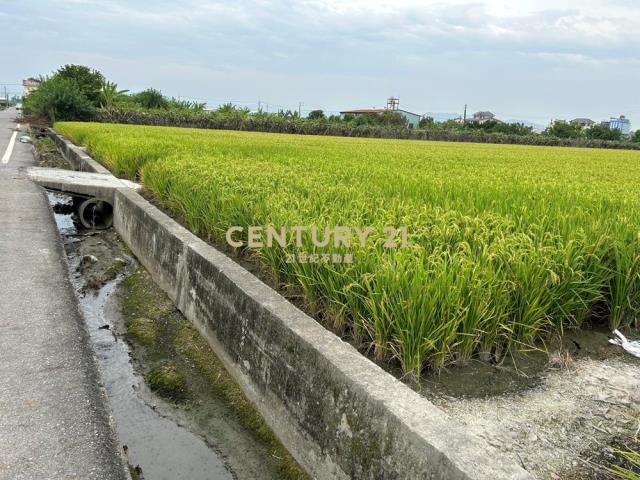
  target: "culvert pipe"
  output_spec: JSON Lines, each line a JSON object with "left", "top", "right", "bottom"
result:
{"left": 77, "top": 198, "right": 114, "bottom": 230}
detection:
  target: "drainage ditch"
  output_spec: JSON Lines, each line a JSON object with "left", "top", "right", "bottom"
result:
{"left": 49, "top": 192, "right": 306, "bottom": 480}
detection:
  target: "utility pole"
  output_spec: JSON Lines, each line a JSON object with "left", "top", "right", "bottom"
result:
{"left": 463, "top": 104, "right": 467, "bottom": 123}
{"left": 298, "top": 102, "right": 302, "bottom": 117}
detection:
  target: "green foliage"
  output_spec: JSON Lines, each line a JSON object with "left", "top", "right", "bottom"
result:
{"left": 418, "top": 116, "right": 436, "bottom": 129}
{"left": 307, "top": 109, "right": 325, "bottom": 120}
{"left": 630, "top": 130, "right": 640, "bottom": 143}
{"left": 147, "top": 364, "right": 187, "bottom": 400}
{"left": 100, "top": 80, "right": 129, "bottom": 110}
{"left": 22, "top": 64, "right": 104, "bottom": 120}
{"left": 167, "top": 97, "right": 206, "bottom": 111}
{"left": 277, "top": 109, "right": 300, "bottom": 119}
{"left": 94, "top": 108, "right": 640, "bottom": 150}
{"left": 606, "top": 448, "right": 640, "bottom": 479}
{"left": 23, "top": 76, "right": 95, "bottom": 121}
{"left": 342, "top": 111, "right": 406, "bottom": 127}
{"left": 132, "top": 88, "right": 168, "bottom": 109}
{"left": 216, "top": 103, "right": 250, "bottom": 116}
{"left": 56, "top": 64, "right": 105, "bottom": 106}
{"left": 463, "top": 120, "right": 534, "bottom": 135}
{"left": 586, "top": 123, "right": 623, "bottom": 141}
{"left": 544, "top": 120, "right": 583, "bottom": 139}
{"left": 56, "top": 122, "right": 640, "bottom": 378}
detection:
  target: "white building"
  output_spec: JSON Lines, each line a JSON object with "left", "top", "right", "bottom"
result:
{"left": 340, "top": 98, "right": 421, "bottom": 128}
{"left": 609, "top": 115, "right": 631, "bottom": 135}
{"left": 570, "top": 118, "right": 595, "bottom": 128}
{"left": 471, "top": 111, "right": 498, "bottom": 123}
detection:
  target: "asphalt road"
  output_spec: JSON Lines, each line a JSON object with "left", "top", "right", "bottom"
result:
{"left": 0, "top": 108, "right": 127, "bottom": 480}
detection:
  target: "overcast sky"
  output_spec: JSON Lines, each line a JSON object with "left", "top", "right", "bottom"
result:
{"left": 1, "top": 0, "right": 638, "bottom": 127}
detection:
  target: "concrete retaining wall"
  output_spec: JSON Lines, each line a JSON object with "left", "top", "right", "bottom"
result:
{"left": 49, "top": 129, "right": 110, "bottom": 174}
{"left": 53, "top": 132, "right": 533, "bottom": 480}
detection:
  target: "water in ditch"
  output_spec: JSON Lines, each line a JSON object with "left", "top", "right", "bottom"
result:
{"left": 48, "top": 192, "right": 280, "bottom": 480}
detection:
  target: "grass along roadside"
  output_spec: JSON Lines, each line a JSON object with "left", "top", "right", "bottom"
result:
{"left": 56, "top": 121, "right": 640, "bottom": 381}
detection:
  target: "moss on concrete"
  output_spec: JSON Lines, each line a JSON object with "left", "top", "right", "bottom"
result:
{"left": 173, "top": 325, "right": 309, "bottom": 480}
{"left": 148, "top": 364, "right": 187, "bottom": 400}
{"left": 118, "top": 266, "right": 310, "bottom": 480}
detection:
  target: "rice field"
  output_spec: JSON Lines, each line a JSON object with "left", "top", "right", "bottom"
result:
{"left": 55, "top": 122, "right": 640, "bottom": 379}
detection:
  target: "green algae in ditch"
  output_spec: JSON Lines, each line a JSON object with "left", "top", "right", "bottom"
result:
{"left": 148, "top": 364, "right": 188, "bottom": 400}
{"left": 118, "top": 267, "right": 310, "bottom": 480}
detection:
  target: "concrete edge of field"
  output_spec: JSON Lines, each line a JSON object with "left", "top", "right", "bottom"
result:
{"left": 48, "top": 129, "right": 533, "bottom": 480}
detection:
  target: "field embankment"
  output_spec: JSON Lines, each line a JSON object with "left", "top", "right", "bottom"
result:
{"left": 55, "top": 122, "right": 640, "bottom": 380}
{"left": 95, "top": 109, "right": 640, "bottom": 151}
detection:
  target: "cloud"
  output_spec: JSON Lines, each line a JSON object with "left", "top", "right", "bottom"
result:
{"left": 1, "top": 0, "right": 638, "bottom": 125}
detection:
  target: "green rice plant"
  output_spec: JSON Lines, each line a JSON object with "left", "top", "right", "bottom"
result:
{"left": 607, "top": 448, "right": 640, "bottom": 480}
{"left": 54, "top": 121, "right": 640, "bottom": 377}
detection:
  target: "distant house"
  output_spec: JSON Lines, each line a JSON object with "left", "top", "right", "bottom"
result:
{"left": 570, "top": 118, "right": 595, "bottom": 128}
{"left": 609, "top": 115, "right": 631, "bottom": 135}
{"left": 340, "top": 98, "right": 421, "bottom": 128}
{"left": 0, "top": 97, "right": 8, "bottom": 108}
{"left": 471, "top": 111, "right": 497, "bottom": 123}
{"left": 22, "top": 78, "right": 40, "bottom": 96}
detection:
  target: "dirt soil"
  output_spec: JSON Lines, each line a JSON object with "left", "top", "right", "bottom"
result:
{"left": 424, "top": 332, "right": 640, "bottom": 479}
{"left": 32, "top": 128, "right": 70, "bottom": 169}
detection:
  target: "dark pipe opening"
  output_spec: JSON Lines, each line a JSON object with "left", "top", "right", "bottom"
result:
{"left": 78, "top": 198, "right": 113, "bottom": 230}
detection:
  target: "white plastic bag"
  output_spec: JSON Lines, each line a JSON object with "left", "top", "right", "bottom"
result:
{"left": 609, "top": 329, "right": 640, "bottom": 358}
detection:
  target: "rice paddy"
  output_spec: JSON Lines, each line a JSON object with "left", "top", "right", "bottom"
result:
{"left": 55, "top": 122, "right": 640, "bottom": 380}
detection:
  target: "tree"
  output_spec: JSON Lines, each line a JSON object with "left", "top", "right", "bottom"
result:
{"left": 308, "top": 109, "right": 325, "bottom": 120}
{"left": 133, "top": 88, "right": 168, "bottom": 109}
{"left": 56, "top": 64, "right": 105, "bottom": 106}
{"left": 167, "top": 98, "right": 206, "bottom": 110}
{"left": 23, "top": 76, "right": 95, "bottom": 121}
{"left": 544, "top": 120, "right": 583, "bottom": 139}
{"left": 351, "top": 113, "right": 377, "bottom": 126}
{"left": 464, "top": 120, "right": 533, "bottom": 136}
{"left": 632, "top": 130, "right": 640, "bottom": 143}
{"left": 100, "top": 80, "right": 129, "bottom": 110}
{"left": 585, "top": 123, "right": 622, "bottom": 141}
{"left": 418, "top": 116, "right": 436, "bottom": 129}
{"left": 377, "top": 111, "right": 407, "bottom": 127}
{"left": 440, "top": 119, "right": 463, "bottom": 131}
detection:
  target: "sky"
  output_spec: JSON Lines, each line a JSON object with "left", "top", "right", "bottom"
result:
{"left": 1, "top": 0, "right": 639, "bottom": 127}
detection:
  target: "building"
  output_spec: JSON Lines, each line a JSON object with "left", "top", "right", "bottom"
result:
{"left": 22, "top": 78, "right": 40, "bottom": 96}
{"left": 0, "top": 96, "right": 9, "bottom": 108}
{"left": 470, "top": 111, "right": 497, "bottom": 123}
{"left": 609, "top": 115, "right": 631, "bottom": 135}
{"left": 340, "top": 98, "right": 421, "bottom": 128}
{"left": 570, "top": 118, "right": 595, "bottom": 128}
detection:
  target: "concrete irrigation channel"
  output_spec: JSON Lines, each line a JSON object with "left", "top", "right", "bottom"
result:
{"left": 28, "top": 127, "right": 640, "bottom": 479}
{"left": 47, "top": 191, "right": 291, "bottom": 480}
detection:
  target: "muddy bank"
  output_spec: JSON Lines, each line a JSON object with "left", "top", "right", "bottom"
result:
{"left": 423, "top": 331, "right": 640, "bottom": 479}
{"left": 50, "top": 193, "right": 307, "bottom": 480}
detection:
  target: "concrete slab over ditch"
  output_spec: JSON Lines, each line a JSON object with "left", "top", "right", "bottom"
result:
{"left": 28, "top": 167, "right": 140, "bottom": 203}
{"left": 36, "top": 131, "right": 534, "bottom": 480}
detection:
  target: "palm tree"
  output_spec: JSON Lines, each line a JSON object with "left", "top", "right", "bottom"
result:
{"left": 100, "top": 81, "right": 129, "bottom": 110}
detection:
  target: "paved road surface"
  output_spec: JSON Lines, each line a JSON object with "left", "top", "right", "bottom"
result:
{"left": 0, "top": 108, "right": 127, "bottom": 480}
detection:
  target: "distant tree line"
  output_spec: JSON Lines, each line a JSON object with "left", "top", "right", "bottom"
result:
{"left": 22, "top": 64, "right": 640, "bottom": 149}
{"left": 542, "top": 120, "right": 632, "bottom": 142}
